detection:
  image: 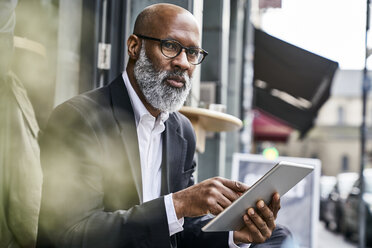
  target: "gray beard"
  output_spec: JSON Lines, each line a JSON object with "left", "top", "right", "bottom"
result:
{"left": 133, "top": 45, "right": 192, "bottom": 113}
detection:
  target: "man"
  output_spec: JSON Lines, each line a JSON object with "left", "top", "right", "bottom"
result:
{"left": 38, "top": 3, "right": 290, "bottom": 248}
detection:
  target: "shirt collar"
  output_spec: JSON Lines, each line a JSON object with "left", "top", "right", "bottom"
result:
{"left": 122, "top": 71, "right": 169, "bottom": 126}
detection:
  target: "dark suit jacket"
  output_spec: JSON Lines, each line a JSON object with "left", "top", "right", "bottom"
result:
{"left": 37, "top": 75, "right": 228, "bottom": 248}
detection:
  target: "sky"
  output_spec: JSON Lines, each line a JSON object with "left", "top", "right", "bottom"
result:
{"left": 259, "top": 0, "right": 368, "bottom": 70}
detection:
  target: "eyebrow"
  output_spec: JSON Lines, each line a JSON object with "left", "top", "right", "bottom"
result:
{"left": 164, "top": 36, "right": 201, "bottom": 48}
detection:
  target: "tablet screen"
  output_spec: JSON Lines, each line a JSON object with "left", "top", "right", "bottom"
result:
{"left": 202, "top": 161, "right": 313, "bottom": 232}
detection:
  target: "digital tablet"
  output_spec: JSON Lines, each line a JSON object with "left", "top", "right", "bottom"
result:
{"left": 202, "top": 161, "right": 314, "bottom": 232}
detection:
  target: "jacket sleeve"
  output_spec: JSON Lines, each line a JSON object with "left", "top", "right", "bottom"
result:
{"left": 37, "top": 102, "right": 170, "bottom": 248}
{"left": 177, "top": 216, "right": 229, "bottom": 248}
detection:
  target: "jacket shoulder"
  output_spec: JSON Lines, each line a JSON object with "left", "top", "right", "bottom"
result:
{"left": 64, "top": 86, "right": 110, "bottom": 112}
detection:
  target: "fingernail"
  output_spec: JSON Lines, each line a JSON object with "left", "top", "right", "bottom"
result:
{"left": 248, "top": 208, "right": 254, "bottom": 216}
{"left": 258, "top": 200, "right": 264, "bottom": 208}
{"left": 235, "top": 181, "right": 241, "bottom": 189}
{"left": 244, "top": 215, "right": 248, "bottom": 222}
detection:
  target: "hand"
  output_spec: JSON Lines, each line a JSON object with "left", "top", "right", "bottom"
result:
{"left": 233, "top": 193, "right": 281, "bottom": 244}
{"left": 172, "top": 177, "right": 248, "bottom": 219}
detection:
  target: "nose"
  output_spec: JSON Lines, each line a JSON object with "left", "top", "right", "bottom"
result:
{"left": 171, "top": 48, "right": 191, "bottom": 71}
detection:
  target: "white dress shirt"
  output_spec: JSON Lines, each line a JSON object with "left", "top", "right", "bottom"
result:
{"left": 122, "top": 71, "right": 248, "bottom": 247}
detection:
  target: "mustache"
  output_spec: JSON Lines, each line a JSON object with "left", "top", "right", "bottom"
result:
{"left": 162, "top": 71, "right": 189, "bottom": 85}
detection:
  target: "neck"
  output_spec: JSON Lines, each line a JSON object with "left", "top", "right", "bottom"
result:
{"left": 126, "top": 65, "right": 161, "bottom": 117}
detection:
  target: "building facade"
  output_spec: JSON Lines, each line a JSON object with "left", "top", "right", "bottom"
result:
{"left": 276, "top": 70, "right": 372, "bottom": 176}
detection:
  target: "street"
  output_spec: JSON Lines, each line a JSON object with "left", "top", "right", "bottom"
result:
{"left": 317, "top": 221, "right": 356, "bottom": 248}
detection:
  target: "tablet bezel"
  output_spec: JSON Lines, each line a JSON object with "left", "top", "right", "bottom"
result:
{"left": 202, "top": 161, "right": 314, "bottom": 232}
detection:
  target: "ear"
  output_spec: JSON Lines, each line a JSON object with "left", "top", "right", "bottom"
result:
{"left": 127, "top": 34, "right": 142, "bottom": 60}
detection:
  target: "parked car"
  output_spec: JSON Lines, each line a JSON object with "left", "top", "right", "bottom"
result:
{"left": 319, "top": 176, "right": 337, "bottom": 222}
{"left": 323, "top": 172, "right": 358, "bottom": 232}
{"left": 342, "top": 168, "right": 372, "bottom": 244}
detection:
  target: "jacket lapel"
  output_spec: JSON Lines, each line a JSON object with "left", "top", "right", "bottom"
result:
{"left": 109, "top": 76, "right": 143, "bottom": 203}
{"left": 108, "top": 75, "right": 188, "bottom": 200}
{"left": 162, "top": 114, "right": 188, "bottom": 194}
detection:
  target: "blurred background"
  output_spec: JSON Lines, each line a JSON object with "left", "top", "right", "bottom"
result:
{"left": 5, "top": 0, "right": 372, "bottom": 247}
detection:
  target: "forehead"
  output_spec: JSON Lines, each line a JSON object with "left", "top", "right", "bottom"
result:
{"left": 152, "top": 12, "right": 201, "bottom": 47}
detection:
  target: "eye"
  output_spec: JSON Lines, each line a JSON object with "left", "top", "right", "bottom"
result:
{"left": 187, "top": 48, "right": 200, "bottom": 58}
{"left": 162, "top": 41, "right": 179, "bottom": 51}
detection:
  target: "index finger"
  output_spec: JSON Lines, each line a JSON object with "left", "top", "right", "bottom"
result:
{"left": 218, "top": 178, "right": 249, "bottom": 193}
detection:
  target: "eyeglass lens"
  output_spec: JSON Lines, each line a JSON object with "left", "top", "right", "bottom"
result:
{"left": 161, "top": 40, "right": 203, "bottom": 64}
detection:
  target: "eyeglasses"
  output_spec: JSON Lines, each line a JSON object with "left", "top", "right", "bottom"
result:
{"left": 135, "top": 34, "right": 208, "bottom": 65}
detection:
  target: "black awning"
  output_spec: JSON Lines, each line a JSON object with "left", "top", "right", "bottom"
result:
{"left": 253, "top": 28, "right": 339, "bottom": 137}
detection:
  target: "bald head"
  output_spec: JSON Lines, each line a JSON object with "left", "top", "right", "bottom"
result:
{"left": 133, "top": 3, "right": 199, "bottom": 38}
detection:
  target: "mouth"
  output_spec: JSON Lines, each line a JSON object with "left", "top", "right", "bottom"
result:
{"left": 165, "top": 76, "right": 185, "bottom": 88}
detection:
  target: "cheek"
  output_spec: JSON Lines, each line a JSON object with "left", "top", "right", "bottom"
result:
{"left": 188, "top": 67, "right": 196, "bottom": 78}
{"left": 152, "top": 61, "right": 171, "bottom": 75}
{"left": 147, "top": 49, "right": 171, "bottom": 71}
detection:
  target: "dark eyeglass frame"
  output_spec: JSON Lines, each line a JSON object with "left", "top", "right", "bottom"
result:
{"left": 134, "top": 34, "right": 208, "bottom": 65}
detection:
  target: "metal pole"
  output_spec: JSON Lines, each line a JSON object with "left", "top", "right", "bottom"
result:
{"left": 240, "top": 0, "right": 254, "bottom": 153}
{"left": 359, "top": 1, "right": 370, "bottom": 247}
{"left": 98, "top": 0, "right": 107, "bottom": 88}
